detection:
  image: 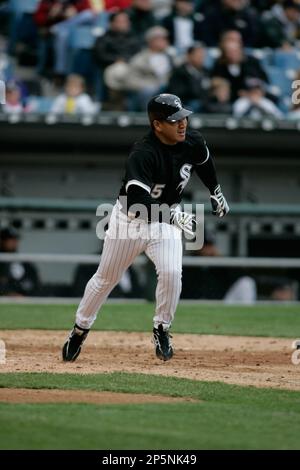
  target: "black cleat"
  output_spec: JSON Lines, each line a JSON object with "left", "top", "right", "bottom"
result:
{"left": 62, "top": 324, "right": 89, "bottom": 362}
{"left": 153, "top": 324, "right": 173, "bottom": 361}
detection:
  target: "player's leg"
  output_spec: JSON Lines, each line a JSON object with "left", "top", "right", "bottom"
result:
{"left": 145, "top": 223, "right": 183, "bottom": 361}
{"left": 63, "top": 205, "right": 147, "bottom": 362}
{"left": 75, "top": 235, "right": 146, "bottom": 329}
{"left": 63, "top": 235, "right": 146, "bottom": 361}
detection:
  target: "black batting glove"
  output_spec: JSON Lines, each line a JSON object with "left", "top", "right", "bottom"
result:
{"left": 210, "top": 184, "right": 229, "bottom": 218}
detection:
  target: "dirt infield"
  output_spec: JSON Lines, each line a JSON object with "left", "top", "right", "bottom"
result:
{"left": 0, "top": 388, "right": 196, "bottom": 404}
{"left": 1, "top": 330, "right": 300, "bottom": 391}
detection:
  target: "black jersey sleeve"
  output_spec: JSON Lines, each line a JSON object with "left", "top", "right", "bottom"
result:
{"left": 124, "top": 149, "right": 154, "bottom": 194}
{"left": 190, "top": 131, "right": 219, "bottom": 193}
{"left": 194, "top": 155, "right": 219, "bottom": 193}
{"left": 127, "top": 185, "right": 159, "bottom": 221}
{"left": 188, "top": 130, "right": 210, "bottom": 165}
{"left": 127, "top": 185, "right": 174, "bottom": 223}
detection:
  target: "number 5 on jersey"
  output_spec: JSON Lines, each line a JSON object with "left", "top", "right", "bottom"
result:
{"left": 151, "top": 184, "right": 166, "bottom": 199}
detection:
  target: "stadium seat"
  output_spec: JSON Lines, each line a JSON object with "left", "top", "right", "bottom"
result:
{"left": 264, "top": 65, "right": 294, "bottom": 97}
{"left": 28, "top": 96, "right": 54, "bottom": 114}
{"left": 272, "top": 50, "right": 300, "bottom": 71}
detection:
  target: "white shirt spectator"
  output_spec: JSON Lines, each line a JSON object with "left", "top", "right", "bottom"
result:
{"left": 174, "top": 17, "right": 194, "bottom": 51}
{"left": 152, "top": 0, "right": 172, "bottom": 19}
{"left": 149, "top": 52, "right": 172, "bottom": 79}
{"left": 2, "top": 103, "right": 23, "bottom": 114}
{"left": 51, "top": 93, "right": 96, "bottom": 115}
{"left": 233, "top": 96, "right": 283, "bottom": 119}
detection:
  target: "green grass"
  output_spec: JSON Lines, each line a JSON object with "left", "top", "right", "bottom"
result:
{"left": 1, "top": 372, "right": 300, "bottom": 408}
{"left": 1, "top": 303, "right": 299, "bottom": 450}
{"left": 0, "top": 303, "right": 300, "bottom": 337}
{"left": 0, "top": 372, "right": 300, "bottom": 449}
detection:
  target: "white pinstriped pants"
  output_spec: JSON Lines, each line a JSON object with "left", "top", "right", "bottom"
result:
{"left": 75, "top": 201, "right": 183, "bottom": 330}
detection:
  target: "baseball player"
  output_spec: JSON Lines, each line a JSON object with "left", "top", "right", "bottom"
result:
{"left": 62, "top": 93, "right": 229, "bottom": 362}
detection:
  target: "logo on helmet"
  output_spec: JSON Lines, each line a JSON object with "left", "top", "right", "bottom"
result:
{"left": 174, "top": 98, "right": 182, "bottom": 109}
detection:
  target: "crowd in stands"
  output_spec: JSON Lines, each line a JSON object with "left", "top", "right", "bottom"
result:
{"left": 0, "top": 0, "right": 300, "bottom": 118}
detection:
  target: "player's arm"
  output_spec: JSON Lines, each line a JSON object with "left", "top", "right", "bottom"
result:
{"left": 127, "top": 185, "right": 161, "bottom": 220}
{"left": 127, "top": 186, "right": 196, "bottom": 236}
{"left": 124, "top": 149, "right": 196, "bottom": 232}
{"left": 121, "top": 149, "right": 163, "bottom": 222}
{"left": 127, "top": 185, "right": 176, "bottom": 225}
{"left": 193, "top": 140, "right": 229, "bottom": 218}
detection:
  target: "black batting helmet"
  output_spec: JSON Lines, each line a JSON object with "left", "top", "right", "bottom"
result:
{"left": 147, "top": 94, "right": 193, "bottom": 123}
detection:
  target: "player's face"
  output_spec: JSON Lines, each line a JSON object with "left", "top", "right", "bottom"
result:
{"left": 154, "top": 118, "right": 188, "bottom": 145}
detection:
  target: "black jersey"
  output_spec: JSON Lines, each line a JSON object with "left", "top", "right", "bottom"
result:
{"left": 119, "top": 129, "right": 214, "bottom": 207}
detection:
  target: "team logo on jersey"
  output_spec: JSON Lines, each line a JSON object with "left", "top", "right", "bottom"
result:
{"left": 177, "top": 164, "right": 192, "bottom": 193}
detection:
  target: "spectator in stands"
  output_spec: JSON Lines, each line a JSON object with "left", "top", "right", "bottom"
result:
{"left": 224, "top": 275, "right": 257, "bottom": 304}
{"left": 219, "top": 28, "right": 243, "bottom": 46}
{"left": 105, "top": 0, "right": 132, "bottom": 10}
{"left": 232, "top": 77, "right": 283, "bottom": 119}
{"left": 151, "top": 0, "right": 173, "bottom": 19}
{"left": 203, "top": 77, "right": 232, "bottom": 114}
{"left": 182, "top": 231, "right": 257, "bottom": 303}
{"left": 34, "top": 1, "right": 93, "bottom": 33}
{"left": 270, "top": 280, "right": 297, "bottom": 301}
{"left": 50, "top": 74, "right": 97, "bottom": 114}
{"left": 161, "top": 0, "right": 205, "bottom": 53}
{"left": 181, "top": 232, "right": 229, "bottom": 300}
{"left": 167, "top": 42, "right": 210, "bottom": 112}
{"left": 211, "top": 34, "right": 269, "bottom": 102}
{"left": 126, "top": 0, "right": 157, "bottom": 39}
{"left": 0, "top": 227, "right": 40, "bottom": 297}
{"left": 152, "top": 232, "right": 297, "bottom": 302}
{"left": 251, "top": 1, "right": 277, "bottom": 14}
{"left": 105, "top": 26, "right": 172, "bottom": 110}
{"left": 258, "top": 0, "right": 300, "bottom": 48}
{"left": 1, "top": 80, "right": 33, "bottom": 114}
{"left": 93, "top": 11, "right": 141, "bottom": 109}
{"left": 35, "top": 0, "right": 96, "bottom": 77}
{"left": 127, "top": 26, "right": 173, "bottom": 110}
{"left": 93, "top": 11, "right": 140, "bottom": 70}
{"left": 200, "top": 0, "right": 258, "bottom": 47}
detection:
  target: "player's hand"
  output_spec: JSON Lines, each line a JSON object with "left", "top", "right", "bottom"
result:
{"left": 170, "top": 209, "right": 197, "bottom": 237}
{"left": 210, "top": 184, "right": 229, "bottom": 218}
